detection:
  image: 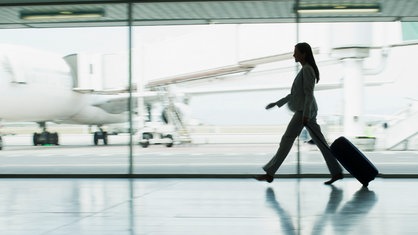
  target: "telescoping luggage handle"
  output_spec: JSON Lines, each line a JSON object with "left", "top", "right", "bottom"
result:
{"left": 303, "top": 123, "right": 329, "bottom": 149}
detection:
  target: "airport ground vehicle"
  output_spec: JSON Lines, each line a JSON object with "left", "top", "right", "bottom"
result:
{"left": 138, "top": 122, "right": 175, "bottom": 148}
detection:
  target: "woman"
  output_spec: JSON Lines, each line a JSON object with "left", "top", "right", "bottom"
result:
{"left": 256, "top": 42, "right": 343, "bottom": 185}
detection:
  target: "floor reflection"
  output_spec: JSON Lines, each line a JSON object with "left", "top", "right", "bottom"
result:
{"left": 265, "top": 187, "right": 297, "bottom": 235}
{"left": 266, "top": 185, "right": 377, "bottom": 235}
{"left": 332, "top": 186, "right": 378, "bottom": 235}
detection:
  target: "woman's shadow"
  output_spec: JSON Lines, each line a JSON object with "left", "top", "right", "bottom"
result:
{"left": 265, "top": 185, "right": 377, "bottom": 235}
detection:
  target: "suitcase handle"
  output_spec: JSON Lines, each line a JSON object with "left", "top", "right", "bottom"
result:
{"left": 304, "top": 124, "right": 330, "bottom": 150}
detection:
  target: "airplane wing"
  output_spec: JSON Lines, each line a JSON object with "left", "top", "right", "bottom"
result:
{"left": 145, "top": 48, "right": 320, "bottom": 89}
{"left": 145, "top": 64, "right": 255, "bottom": 88}
{"left": 73, "top": 87, "right": 131, "bottom": 94}
{"left": 181, "top": 80, "right": 391, "bottom": 95}
{"left": 91, "top": 92, "right": 159, "bottom": 114}
{"left": 145, "top": 43, "right": 412, "bottom": 95}
{"left": 367, "top": 41, "right": 418, "bottom": 49}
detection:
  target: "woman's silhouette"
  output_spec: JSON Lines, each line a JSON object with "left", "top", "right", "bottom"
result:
{"left": 256, "top": 42, "right": 343, "bottom": 184}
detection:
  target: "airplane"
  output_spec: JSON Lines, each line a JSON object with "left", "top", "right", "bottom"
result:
{"left": 0, "top": 43, "right": 203, "bottom": 149}
{"left": 0, "top": 44, "right": 145, "bottom": 148}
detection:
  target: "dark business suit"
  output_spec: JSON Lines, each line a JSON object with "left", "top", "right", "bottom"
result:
{"left": 263, "top": 64, "right": 342, "bottom": 176}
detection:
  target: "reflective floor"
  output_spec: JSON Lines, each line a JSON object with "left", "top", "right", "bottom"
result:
{"left": 0, "top": 178, "right": 416, "bottom": 235}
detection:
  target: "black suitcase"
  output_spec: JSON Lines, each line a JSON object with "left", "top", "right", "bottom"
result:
{"left": 305, "top": 125, "right": 379, "bottom": 187}
{"left": 330, "top": 137, "right": 379, "bottom": 187}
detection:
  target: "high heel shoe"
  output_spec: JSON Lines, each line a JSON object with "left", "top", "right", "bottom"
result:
{"left": 324, "top": 173, "right": 343, "bottom": 185}
{"left": 255, "top": 174, "right": 274, "bottom": 183}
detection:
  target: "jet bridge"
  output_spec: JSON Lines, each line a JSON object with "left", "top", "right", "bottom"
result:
{"left": 63, "top": 53, "right": 129, "bottom": 93}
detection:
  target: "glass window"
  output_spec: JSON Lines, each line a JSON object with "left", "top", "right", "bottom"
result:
{"left": 297, "top": 21, "right": 418, "bottom": 175}
{"left": 0, "top": 3, "right": 131, "bottom": 175}
{"left": 0, "top": 1, "right": 416, "bottom": 177}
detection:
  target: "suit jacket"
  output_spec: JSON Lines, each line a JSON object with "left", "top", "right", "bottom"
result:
{"left": 277, "top": 64, "right": 318, "bottom": 118}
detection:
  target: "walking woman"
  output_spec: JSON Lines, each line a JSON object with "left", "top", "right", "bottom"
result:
{"left": 256, "top": 42, "right": 343, "bottom": 185}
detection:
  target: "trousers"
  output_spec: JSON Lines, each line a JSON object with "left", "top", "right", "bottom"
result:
{"left": 263, "top": 111, "right": 342, "bottom": 176}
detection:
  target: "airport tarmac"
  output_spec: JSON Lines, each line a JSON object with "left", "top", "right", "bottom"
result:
{"left": 0, "top": 134, "right": 417, "bottom": 176}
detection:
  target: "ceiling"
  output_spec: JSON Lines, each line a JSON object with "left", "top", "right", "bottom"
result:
{"left": 0, "top": 0, "right": 417, "bottom": 29}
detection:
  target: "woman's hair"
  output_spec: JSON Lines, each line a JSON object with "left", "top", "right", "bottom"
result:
{"left": 295, "top": 42, "right": 320, "bottom": 83}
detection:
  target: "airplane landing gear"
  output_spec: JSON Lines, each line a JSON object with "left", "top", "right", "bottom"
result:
{"left": 33, "top": 122, "right": 59, "bottom": 146}
{"left": 33, "top": 132, "right": 59, "bottom": 146}
{"left": 93, "top": 127, "right": 108, "bottom": 145}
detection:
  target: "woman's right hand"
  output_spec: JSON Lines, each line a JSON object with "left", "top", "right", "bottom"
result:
{"left": 265, "top": 102, "right": 277, "bottom": 110}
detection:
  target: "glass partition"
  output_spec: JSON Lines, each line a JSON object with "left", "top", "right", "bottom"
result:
{"left": 132, "top": 23, "right": 300, "bottom": 175}
{"left": 297, "top": 21, "right": 418, "bottom": 175}
{"left": 0, "top": 3, "right": 131, "bottom": 174}
{"left": 0, "top": 1, "right": 416, "bottom": 177}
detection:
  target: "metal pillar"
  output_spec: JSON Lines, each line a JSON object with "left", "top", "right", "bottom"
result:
{"left": 342, "top": 57, "right": 365, "bottom": 136}
{"left": 128, "top": 3, "right": 134, "bottom": 175}
{"left": 332, "top": 47, "right": 370, "bottom": 137}
{"left": 330, "top": 23, "right": 373, "bottom": 137}
{"left": 295, "top": 0, "right": 301, "bottom": 176}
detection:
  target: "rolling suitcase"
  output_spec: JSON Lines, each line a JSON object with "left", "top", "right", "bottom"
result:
{"left": 330, "top": 137, "right": 379, "bottom": 187}
{"left": 305, "top": 125, "right": 379, "bottom": 187}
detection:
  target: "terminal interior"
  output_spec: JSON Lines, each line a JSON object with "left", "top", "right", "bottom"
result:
{"left": 0, "top": 0, "right": 417, "bottom": 234}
